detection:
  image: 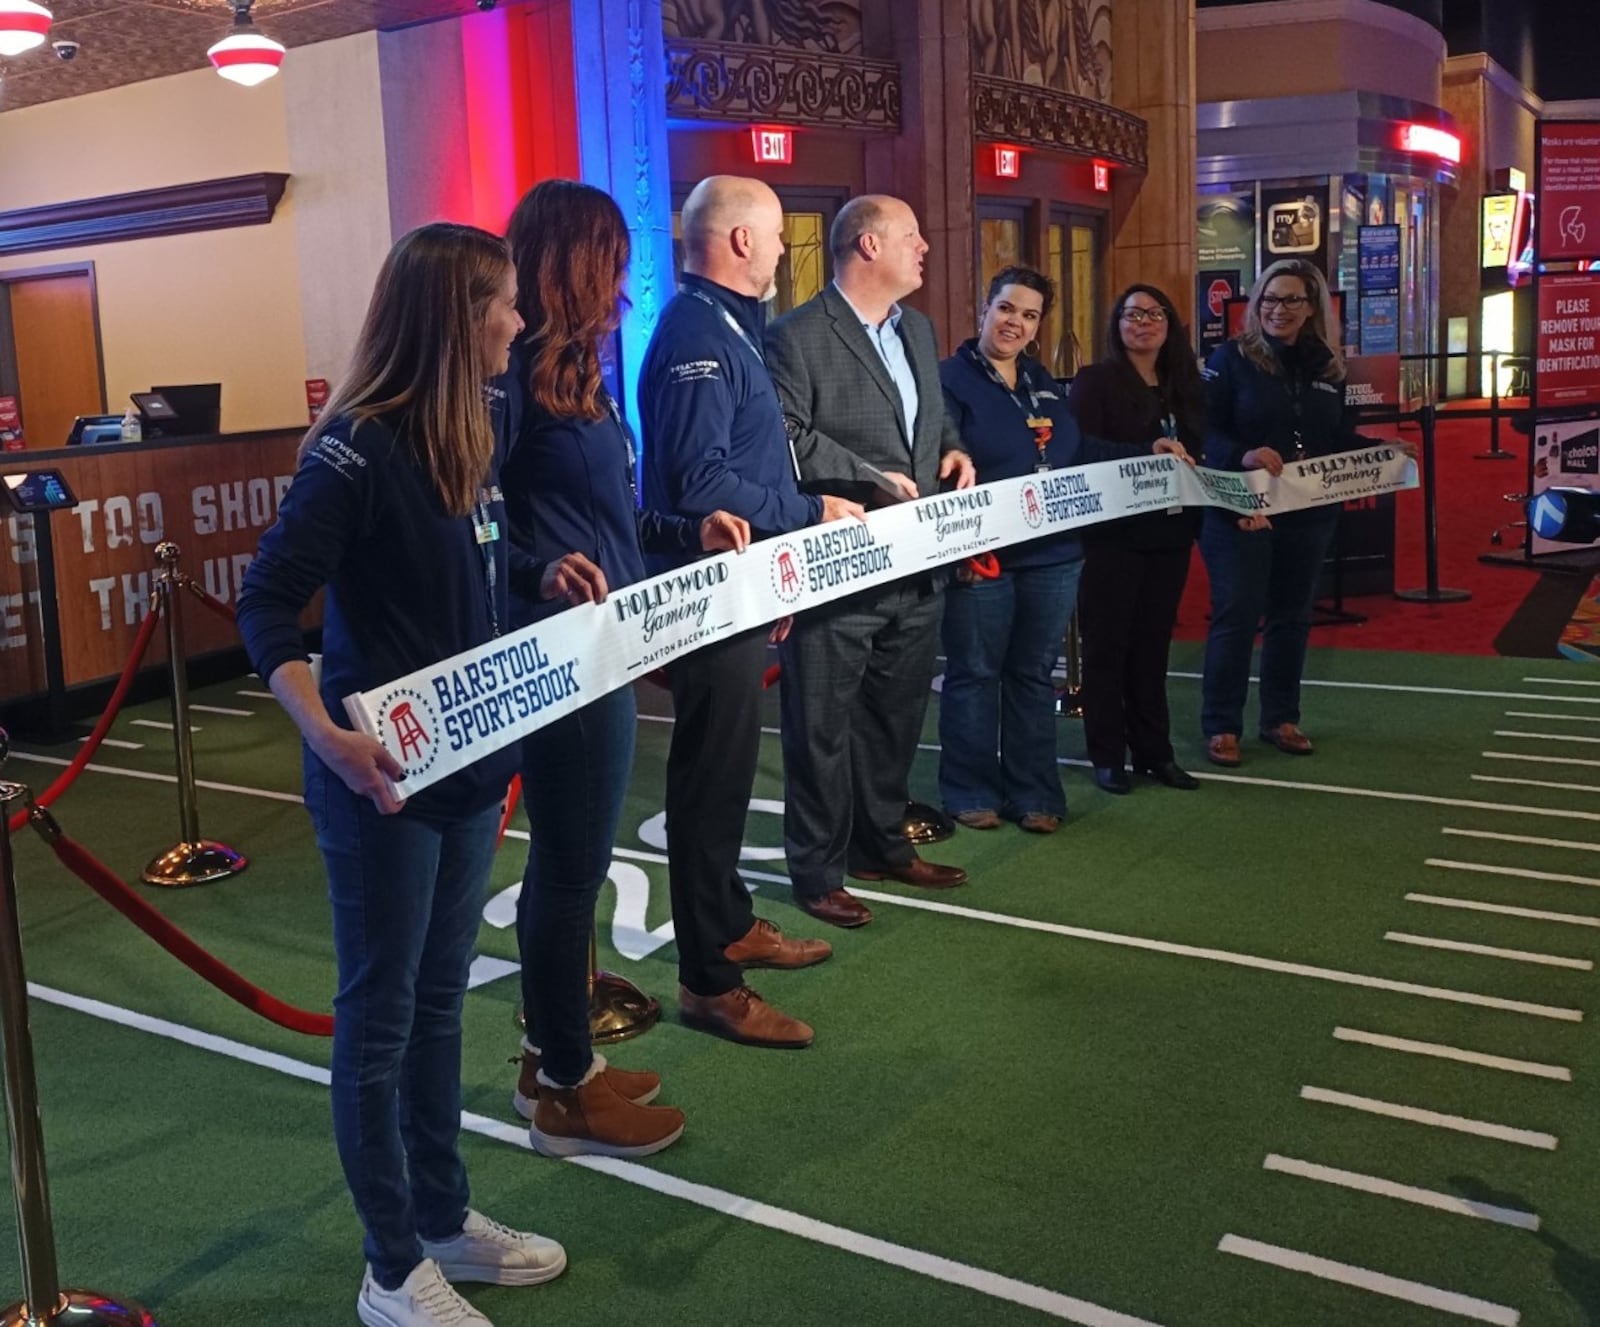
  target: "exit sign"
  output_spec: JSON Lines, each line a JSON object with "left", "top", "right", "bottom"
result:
{"left": 993, "top": 145, "right": 1021, "bottom": 179}
{"left": 751, "top": 126, "right": 793, "bottom": 165}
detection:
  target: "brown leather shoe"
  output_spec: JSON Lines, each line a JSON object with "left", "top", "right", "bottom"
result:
{"left": 954, "top": 809, "right": 1002, "bottom": 829}
{"left": 529, "top": 1055, "right": 685, "bottom": 1158}
{"left": 678, "top": 985, "right": 813, "bottom": 1048}
{"left": 1260, "top": 722, "right": 1314, "bottom": 755}
{"left": 1206, "top": 733, "right": 1242, "bottom": 767}
{"left": 850, "top": 857, "right": 968, "bottom": 889}
{"left": 512, "top": 1046, "right": 659, "bottom": 1121}
{"left": 724, "top": 917, "right": 833, "bottom": 969}
{"left": 796, "top": 889, "right": 874, "bottom": 929}
{"left": 1018, "top": 813, "right": 1060, "bottom": 834}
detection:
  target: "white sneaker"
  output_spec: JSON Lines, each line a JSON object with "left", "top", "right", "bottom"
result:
{"left": 356, "top": 1259, "right": 491, "bottom": 1327}
{"left": 421, "top": 1208, "right": 568, "bottom": 1287}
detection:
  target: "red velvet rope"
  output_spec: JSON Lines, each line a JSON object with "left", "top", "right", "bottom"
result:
{"left": 7, "top": 605, "right": 162, "bottom": 835}
{"left": 183, "top": 577, "right": 237, "bottom": 624}
{"left": 45, "top": 832, "right": 334, "bottom": 1037}
{"left": 495, "top": 775, "right": 522, "bottom": 849}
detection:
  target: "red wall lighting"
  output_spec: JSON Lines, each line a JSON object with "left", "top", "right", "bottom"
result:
{"left": 1400, "top": 123, "right": 1462, "bottom": 164}
{"left": 751, "top": 126, "right": 794, "bottom": 165}
{"left": 1092, "top": 159, "right": 1111, "bottom": 192}
{"left": 993, "top": 144, "right": 1021, "bottom": 179}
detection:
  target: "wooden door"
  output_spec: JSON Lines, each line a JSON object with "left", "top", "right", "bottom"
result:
{"left": 9, "top": 271, "right": 103, "bottom": 450}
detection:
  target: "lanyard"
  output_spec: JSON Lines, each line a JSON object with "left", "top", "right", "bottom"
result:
{"left": 603, "top": 391, "right": 638, "bottom": 502}
{"left": 472, "top": 487, "right": 501, "bottom": 638}
{"left": 685, "top": 288, "right": 765, "bottom": 366}
{"left": 964, "top": 344, "right": 1055, "bottom": 470}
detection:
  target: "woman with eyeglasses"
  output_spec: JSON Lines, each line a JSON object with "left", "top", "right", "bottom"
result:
{"left": 1068, "top": 284, "right": 1204, "bottom": 795}
{"left": 1198, "top": 257, "right": 1352, "bottom": 767}
{"left": 938, "top": 265, "right": 1190, "bottom": 833}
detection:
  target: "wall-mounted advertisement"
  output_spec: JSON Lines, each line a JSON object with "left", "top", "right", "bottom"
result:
{"left": 1262, "top": 188, "right": 1325, "bottom": 268}
{"left": 1357, "top": 224, "right": 1401, "bottom": 293}
{"left": 1482, "top": 193, "right": 1518, "bottom": 268}
{"left": 1360, "top": 293, "right": 1400, "bottom": 355}
{"left": 1537, "top": 120, "right": 1600, "bottom": 262}
{"left": 1196, "top": 270, "right": 1240, "bottom": 359}
{"left": 1197, "top": 193, "right": 1255, "bottom": 272}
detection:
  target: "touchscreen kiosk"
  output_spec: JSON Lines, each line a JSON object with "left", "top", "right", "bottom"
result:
{"left": 3, "top": 469, "right": 79, "bottom": 513}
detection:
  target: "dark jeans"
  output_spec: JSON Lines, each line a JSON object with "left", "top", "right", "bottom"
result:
{"left": 1078, "top": 542, "right": 1192, "bottom": 769}
{"left": 665, "top": 628, "right": 765, "bottom": 997}
{"left": 938, "top": 560, "right": 1081, "bottom": 820}
{"left": 780, "top": 580, "right": 943, "bottom": 898}
{"left": 1199, "top": 509, "right": 1339, "bottom": 738}
{"left": 517, "top": 683, "right": 636, "bottom": 1085}
{"left": 305, "top": 756, "right": 499, "bottom": 1291}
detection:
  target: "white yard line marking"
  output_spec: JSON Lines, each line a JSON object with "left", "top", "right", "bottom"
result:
{"left": 1217, "top": 1234, "right": 1520, "bottom": 1325}
{"left": 237, "top": 690, "right": 276, "bottom": 699}
{"left": 3, "top": 752, "right": 305, "bottom": 805}
{"left": 1472, "top": 774, "right": 1600, "bottom": 795}
{"left": 26, "top": 983, "right": 1159, "bottom": 1327}
{"left": 1426, "top": 858, "right": 1600, "bottom": 889}
{"left": 1332, "top": 1026, "right": 1571, "bottom": 1081}
{"left": 1504, "top": 711, "right": 1600, "bottom": 723}
{"left": 189, "top": 704, "right": 254, "bottom": 717}
{"left": 1383, "top": 931, "right": 1593, "bottom": 971}
{"left": 1443, "top": 827, "right": 1600, "bottom": 853}
{"left": 1406, "top": 892, "right": 1600, "bottom": 930}
{"left": 1483, "top": 750, "right": 1600, "bottom": 768}
{"left": 81, "top": 737, "right": 142, "bottom": 750}
{"left": 1262, "top": 1154, "right": 1540, "bottom": 1229}
{"left": 1523, "top": 676, "right": 1600, "bottom": 687}
{"left": 1299, "top": 1086, "right": 1558, "bottom": 1149}
{"left": 1493, "top": 730, "right": 1600, "bottom": 744}
{"left": 130, "top": 720, "right": 193, "bottom": 731}
{"left": 1168, "top": 669, "right": 1600, "bottom": 705}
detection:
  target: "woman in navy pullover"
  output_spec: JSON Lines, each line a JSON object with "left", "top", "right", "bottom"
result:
{"left": 236, "top": 224, "right": 565, "bottom": 1327}
{"left": 499, "top": 181, "right": 745, "bottom": 1159}
{"left": 938, "top": 265, "right": 1189, "bottom": 833}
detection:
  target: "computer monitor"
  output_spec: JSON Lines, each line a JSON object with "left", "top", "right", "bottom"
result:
{"left": 148, "top": 383, "right": 221, "bottom": 436}
{"left": 66, "top": 414, "right": 125, "bottom": 446}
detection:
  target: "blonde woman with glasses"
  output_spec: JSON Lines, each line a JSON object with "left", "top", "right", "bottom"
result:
{"left": 1197, "top": 258, "right": 1352, "bottom": 768}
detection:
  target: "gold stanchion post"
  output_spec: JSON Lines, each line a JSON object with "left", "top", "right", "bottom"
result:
{"left": 0, "top": 730, "right": 157, "bottom": 1327}
{"left": 141, "top": 543, "right": 247, "bottom": 888}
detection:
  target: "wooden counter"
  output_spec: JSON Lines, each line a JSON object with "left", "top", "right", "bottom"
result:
{"left": 1, "top": 428, "right": 314, "bottom": 696}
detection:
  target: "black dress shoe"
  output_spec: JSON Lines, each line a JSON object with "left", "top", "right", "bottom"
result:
{"left": 1137, "top": 760, "right": 1200, "bottom": 790}
{"left": 1094, "top": 766, "right": 1132, "bottom": 795}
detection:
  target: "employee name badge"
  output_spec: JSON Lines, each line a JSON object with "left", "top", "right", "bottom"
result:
{"left": 473, "top": 509, "right": 500, "bottom": 545}
{"left": 1028, "top": 415, "right": 1054, "bottom": 473}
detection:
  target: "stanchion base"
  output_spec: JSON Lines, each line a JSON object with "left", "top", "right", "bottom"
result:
{"left": 1394, "top": 587, "right": 1474, "bottom": 603}
{"left": 1054, "top": 688, "right": 1084, "bottom": 719}
{"left": 902, "top": 801, "right": 954, "bottom": 844}
{"left": 590, "top": 970, "right": 659, "bottom": 1044}
{"left": 2, "top": 1288, "right": 158, "bottom": 1326}
{"left": 140, "top": 841, "right": 248, "bottom": 888}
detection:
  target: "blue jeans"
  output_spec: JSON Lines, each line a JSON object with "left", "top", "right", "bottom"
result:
{"left": 1199, "top": 509, "right": 1339, "bottom": 738}
{"left": 516, "top": 683, "right": 635, "bottom": 1085}
{"left": 305, "top": 756, "right": 499, "bottom": 1291}
{"left": 939, "top": 559, "right": 1082, "bottom": 820}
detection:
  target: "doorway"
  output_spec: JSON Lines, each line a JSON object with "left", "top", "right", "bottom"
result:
{"left": 0, "top": 264, "right": 106, "bottom": 450}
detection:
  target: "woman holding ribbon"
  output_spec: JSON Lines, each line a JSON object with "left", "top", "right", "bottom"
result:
{"left": 238, "top": 223, "right": 567, "bottom": 1327}
{"left": 1198, "top": 257, "right": 1353, "bottom": 766}
{"left": 1069, "top": 283, "right": 1204, "bottom": 795}
{"left": 937, "top": 265, "right": 1189, "bottom": 833}
{"left": 499, "top": 179, "right": 746, "bottom": 1158}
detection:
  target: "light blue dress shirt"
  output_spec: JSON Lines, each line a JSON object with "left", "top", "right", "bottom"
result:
{"left": 835, "top": 283, "right": 919, "bottom": 450}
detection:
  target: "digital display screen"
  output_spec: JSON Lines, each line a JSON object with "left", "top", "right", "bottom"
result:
{"left": 3, "top": 469, "right": 79, "bottom": 513}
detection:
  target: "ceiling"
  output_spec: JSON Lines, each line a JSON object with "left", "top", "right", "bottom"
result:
{"left": 0, "top": 0, "right": 514, "bottom": 112}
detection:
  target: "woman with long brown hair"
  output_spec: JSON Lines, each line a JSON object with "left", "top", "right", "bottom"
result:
{"left": 238, "top": 223, "right": 566, "bottom": 1327}
{"left": 499, "top": 179, "right": 745, "bottom": 1158}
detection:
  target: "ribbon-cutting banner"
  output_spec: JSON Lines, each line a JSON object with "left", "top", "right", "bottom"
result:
{"left": 347, "top": 447, "right": 1417, "bottom": 798}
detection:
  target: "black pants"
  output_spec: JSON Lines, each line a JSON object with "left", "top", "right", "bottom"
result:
{"left": 779, "top": 580, "right": 942, "bottom": 899}
{"left": 665, "top": 628, "right": 766, "bottom": 997}
{"left": 1078, "top": 541, "right": 1192, "bottom": 769}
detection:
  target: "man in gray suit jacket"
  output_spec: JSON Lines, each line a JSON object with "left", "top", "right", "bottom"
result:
{"left": 765, "top": 195, "right": 976, "bottom": 929}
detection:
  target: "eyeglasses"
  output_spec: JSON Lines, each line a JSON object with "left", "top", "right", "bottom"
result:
{"left": 1259, "top": 295, "right": 1310, "bottom": 311}
{"left": 1119, "top": 307, "right": 1167, "bottom": 324}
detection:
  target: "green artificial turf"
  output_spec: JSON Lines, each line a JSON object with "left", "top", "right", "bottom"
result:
{"left": 0, "top": 641, "right": 1596, "bottom": 1325}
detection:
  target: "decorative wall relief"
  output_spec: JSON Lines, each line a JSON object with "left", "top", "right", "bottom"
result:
{"left": 970, "top": 0, "right": 1112, "bottom": 102}
{"left": 665, "top": 41, "right": 899, "bottom": 130}
{"left": 661, "top": 0, "right": 863, "bottom": 55}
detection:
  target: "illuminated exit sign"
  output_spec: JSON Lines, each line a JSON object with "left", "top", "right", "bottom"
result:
{"left": 751, "top": 126, "right": 794, "bottom": 165}
{"left": 993, "top": 145, "right": 1021, "bottom": 178}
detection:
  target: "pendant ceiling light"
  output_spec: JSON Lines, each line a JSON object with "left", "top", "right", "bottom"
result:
{"left": 0, "top": 0, "right": 52, "bottom": 58}
{"left": 208, "top": 0, "right": 284, "bottom": 86}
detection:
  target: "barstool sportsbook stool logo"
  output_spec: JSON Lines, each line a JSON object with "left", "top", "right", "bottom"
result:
{"left": 379, "top": 686, "right": 441, "bottom": 780}
{"left": 1019, "top": 479, "right": 1045, "bottom": 529}
{"left": 770, "top": 540, "right": 805, "bottom": 605}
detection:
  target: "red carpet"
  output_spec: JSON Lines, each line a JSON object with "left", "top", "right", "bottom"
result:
{"left": 1174, "top": 410, "right": 1542, "bottom": 655}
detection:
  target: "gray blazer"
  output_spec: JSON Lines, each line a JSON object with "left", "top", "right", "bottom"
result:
{"left": 765, "top": 283, "right": 963, "bottom": 506}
